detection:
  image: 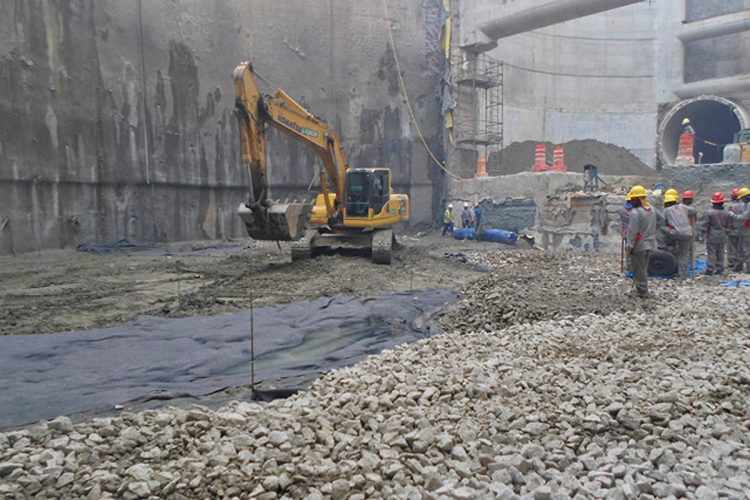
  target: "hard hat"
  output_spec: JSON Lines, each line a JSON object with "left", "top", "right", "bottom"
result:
{"left": 627, "top": 185, "right": 648, "bottom": 200}
{"left": 664, "top": 193, "right": 679, "bottom": 204}
{"left": 711, "top": 192, "right": 726, "bottom": 204}
{"left": 448, "top": 203, "right": 453, "bottom": 209}
{"left": 664, "top": 188, "right": 679, "bottom": 198}
{"left": 682, "top": 118, "right": 691, "bottom": 125}
{"left": 463, "top": 202, "right": 469, "bottom": 208}
{"left": 738, "top": 187, "right": 750, "bottom": 200}
{"left": 731, "top": 188, "right": 740, "bottom": 199}
{"left": 682, "top": 190, "right": 695, "bottom": 200}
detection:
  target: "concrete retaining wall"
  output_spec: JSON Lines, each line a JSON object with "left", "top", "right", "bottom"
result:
{"left": 0, "top": 0, "right": 446, "bottom": 254}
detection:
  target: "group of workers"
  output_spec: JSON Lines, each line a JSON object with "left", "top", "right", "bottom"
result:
{"left": 623, "top": 184, "right": 750, "bottom": 297}
{"left": 442, "top": 202, "right": 482, "bottom": 236}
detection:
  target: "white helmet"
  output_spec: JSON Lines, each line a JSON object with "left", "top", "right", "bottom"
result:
{"left": 448, "top": 203, "right": 453, "bottom": 209}
{"left": 682, "top": 118, "right": 691, "bottom": 126}
{"left": 463, "top": 203, "right": 469, "bottom": 208}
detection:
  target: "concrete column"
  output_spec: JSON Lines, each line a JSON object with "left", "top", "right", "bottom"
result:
{"left": 655, "top": 0, "right": 686, "bottom": 103}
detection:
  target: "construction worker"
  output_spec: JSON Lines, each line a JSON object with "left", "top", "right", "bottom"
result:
{"left": 682, "top": 118, "right": 695, "bottom": 135}
{"left": 620, "top": 197, "right": 634, "bottom": 273}
{"left": 442, "top": 204, "right": 454, "bottom": 236}
{"left": 662, "top": 190, "right": 693, "bottom": 278}
{"left": 473, "top": 203, "right": 483, "bottom": 233}
{"left": 682, "top": 190, "right": 698, "bottom": 273}
{"left": 700, "top": 192, "right": 731, "bottom": 275}
{"left": 727, "top": 188, "right": 744, "bottom": 271}
{"left": 731, "top": 187, "right": 750, "bottom": 272}
{"left": 625, "top": 185, "right": 657, "bottom": 298}
{"left": 460, "top": 203, "right": 474, "bottom": 229}
{"left": 682, "top": 190, "right": 697, "bottom": 221}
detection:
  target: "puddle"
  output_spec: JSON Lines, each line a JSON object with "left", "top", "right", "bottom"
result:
{"left": 0, "top": 289, "right": 456, "bottom": 429}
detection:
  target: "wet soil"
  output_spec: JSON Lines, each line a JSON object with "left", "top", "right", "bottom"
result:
{"left": 0, "top": 234, "right": 495, "bottom": 336}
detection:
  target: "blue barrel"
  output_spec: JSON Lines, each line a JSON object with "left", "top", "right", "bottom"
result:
{"left": 479, "top": 228, "right": 518, "bottom": 245}
{"left": 453, "top": 228, "right": 477, "bottom": 240}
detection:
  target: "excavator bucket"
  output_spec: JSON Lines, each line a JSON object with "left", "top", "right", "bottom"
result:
{"left": 238, "top": 201, "right": 312, "bottom": 242}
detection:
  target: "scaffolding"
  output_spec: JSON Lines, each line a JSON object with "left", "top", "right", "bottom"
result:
{"left": 452, "top": 52, "right": 504, "bottom": 160}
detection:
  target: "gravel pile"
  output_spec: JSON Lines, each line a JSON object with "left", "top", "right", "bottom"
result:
{"left": 1, "top": 257, "right": 749, "bottom": 499}
{"left": 441, "top": 251, "right": 673, "bottom": 334}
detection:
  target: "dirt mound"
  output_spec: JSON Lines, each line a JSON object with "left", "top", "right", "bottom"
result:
{"left": 489, "top": 139, "right": 654, "bottom": 176}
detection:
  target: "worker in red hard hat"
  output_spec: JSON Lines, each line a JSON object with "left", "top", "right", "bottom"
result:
{"left": 727, "top": 188, "right": 744, "bottom": 271}
{"left": 700, "top": 192, "right": 731, "bottom": 275}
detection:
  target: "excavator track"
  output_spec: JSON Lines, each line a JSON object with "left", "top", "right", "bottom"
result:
{"left": 371, "top": 229, "right": 393, "bottom": 265}
{"left": 291, "top": 230, "right": 317, "bottom": 262}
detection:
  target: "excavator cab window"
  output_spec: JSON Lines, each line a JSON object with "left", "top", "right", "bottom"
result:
{"left": 371, "top": 171, "right": 389, "bottom": 214}
{"left": 345, "top": 171, "right": 371, "bottom": 217}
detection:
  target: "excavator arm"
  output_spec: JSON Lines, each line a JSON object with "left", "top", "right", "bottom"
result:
{"left": 233, "top": 62, "right": 348, "bottom": 240}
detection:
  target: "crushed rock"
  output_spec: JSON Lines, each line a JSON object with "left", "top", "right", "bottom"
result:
{"left": 1, "top": 253, "right": 748, "bottom": 499}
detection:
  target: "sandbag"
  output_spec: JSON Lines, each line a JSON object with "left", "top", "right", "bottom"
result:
{"left": 479, "top": 228, "right": 518, "bottom": 245}
{"left": 453, "top": 228, "right": 477, "bottom": 240}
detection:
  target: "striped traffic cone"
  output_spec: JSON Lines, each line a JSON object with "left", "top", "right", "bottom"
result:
{"left": 552, "top": 145, "right": 567, "bottom": 172}
{"left": 531, "top": 144, "right": 548, "bottom": 172}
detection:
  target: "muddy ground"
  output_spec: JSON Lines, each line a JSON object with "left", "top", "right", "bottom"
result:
{"left": 0, "top": 234, "right": 507, "bottom": 336}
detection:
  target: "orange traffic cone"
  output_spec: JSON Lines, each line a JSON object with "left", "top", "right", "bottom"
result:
{"left": 531, "top": 144, "right": 548, "bottom": 172}
{"left": 476, "top": 156, "right": 488, "bottom": 177}
{"left": 552, "top": 145, "right": 567, "bottom": 172}
{"left": 675, "top": 132, "right": 695, "bottom": 166}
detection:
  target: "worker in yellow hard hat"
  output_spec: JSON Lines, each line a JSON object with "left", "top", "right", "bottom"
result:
{"left": 662, "top": 190, "right": 693, "bottom": 278}
{"left": 442, "top": 203, "right": 454, "bottom": 236}
{"left": 625, "top": 185, "right": 657, "bottom": 297}
{"left": 682, "top": 118, "right": 695, "bottom": 135}
{"left": 727, "top": 188, "right": 744, "bottom": 271}
{"left": 731, "top": 187, "right": 750, "bottom": 272}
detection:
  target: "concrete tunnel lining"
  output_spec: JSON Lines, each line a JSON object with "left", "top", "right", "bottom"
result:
{"left": 659, "top": 95, "right": 748, "bottom": 166}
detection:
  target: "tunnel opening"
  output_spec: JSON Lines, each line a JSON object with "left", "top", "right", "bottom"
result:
{"left": 659, "top": 96, "right": 747, "bottom": 166}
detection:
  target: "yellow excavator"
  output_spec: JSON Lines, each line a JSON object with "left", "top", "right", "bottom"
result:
{"left": 233, "top": 62, "right": 409, "bottom": 264}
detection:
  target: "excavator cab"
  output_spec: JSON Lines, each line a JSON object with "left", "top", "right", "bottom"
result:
{"left": 345, "top": 169, "right": 390, "bottom": 218}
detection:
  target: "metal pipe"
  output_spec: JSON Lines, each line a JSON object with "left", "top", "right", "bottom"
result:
{"left": 678, "top": 10, "right": 750, "bottom": 43}
{"left": 479, "top": 0, "right": 643, "bottom": 42}
{"left": 674, "top": 74, "right": 750, "bottom": 98}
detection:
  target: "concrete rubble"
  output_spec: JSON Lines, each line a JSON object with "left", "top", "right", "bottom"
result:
{"left": 1, "top": 252, "right": 749, "bottom": 499}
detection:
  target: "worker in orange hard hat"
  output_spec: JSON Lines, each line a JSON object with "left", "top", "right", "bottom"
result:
{"left": 625, "top": 185, "right": 657, "bottom": 298}
{"left": 727, "top": 188, "right": 744, "bottom": 271}
{"left": 700, "top": 192, "right": 731, "bottom": 275}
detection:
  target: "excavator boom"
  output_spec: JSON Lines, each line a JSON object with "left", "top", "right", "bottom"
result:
{"left": 234, "top": 62, "right": 354, "bottom": 241}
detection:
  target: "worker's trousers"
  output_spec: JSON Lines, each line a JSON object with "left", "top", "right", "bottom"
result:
{"left": 442, "top": 222, "right": 454, "bottom": 236}
{"left": 631, "top": 250, "right": 651, "bottom": 297}
{"left": 740, "top": 235, "right": 750, "bottom": 272}
{"left": 670, "top": 238, "right": 691, "bottom": 279}
{"left": 706, "top": 239, "right": 726, "bottom": 275}
{"left": 728, "top": 234, "right": 741, "bottom": 271}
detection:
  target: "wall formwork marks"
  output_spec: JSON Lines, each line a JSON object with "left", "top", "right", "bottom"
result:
{"left": 0, "top": 0, "right": 447, "bottom": 255}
